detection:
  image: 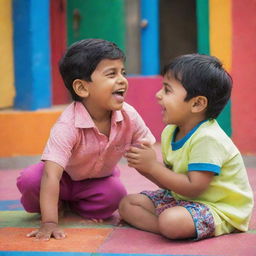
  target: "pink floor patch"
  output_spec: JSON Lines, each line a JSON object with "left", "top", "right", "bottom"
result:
{"left": 98, "top": 228, "right": 256, "bottom": 256}
{"left": 0, "top": 148, "right": 255, "bottom": 256}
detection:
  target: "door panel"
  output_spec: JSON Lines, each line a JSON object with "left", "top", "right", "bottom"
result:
{"left": 67, "top": 0, "right": 125, "bottom": 52}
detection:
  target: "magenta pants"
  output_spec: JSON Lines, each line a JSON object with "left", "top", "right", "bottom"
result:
{"left": 16, "top": 162, "right": 127, "bottom": 219}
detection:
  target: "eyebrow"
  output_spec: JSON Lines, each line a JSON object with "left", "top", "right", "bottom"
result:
{"left": 103, "top": 67, "right": 125, "bottom": 74}
{"left": 163, "top": 82, "right": 172, "bottom": 88}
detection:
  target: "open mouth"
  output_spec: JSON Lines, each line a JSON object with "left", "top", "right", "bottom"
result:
{"left": 112, "top": 89, "right": 125, "bottom": 97}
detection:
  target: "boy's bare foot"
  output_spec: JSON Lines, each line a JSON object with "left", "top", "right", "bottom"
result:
{"left": 90, "top": 218, "right": 103, "bottom": 223}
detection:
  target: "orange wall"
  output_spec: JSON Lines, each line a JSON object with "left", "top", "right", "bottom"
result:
{"left": 0, "top": 111, "right": 61, "bottom": 157}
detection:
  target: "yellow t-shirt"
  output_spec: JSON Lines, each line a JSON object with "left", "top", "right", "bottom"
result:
{"left": 161, "top": 119, "right": 254, "bottom": 236}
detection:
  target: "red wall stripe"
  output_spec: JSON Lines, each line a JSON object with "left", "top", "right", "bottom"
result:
{"left": 231, "top": 0, "right": 256, "bottom": 154}
{"left": 50, "top": 0, "right": 70, "bottom": 105}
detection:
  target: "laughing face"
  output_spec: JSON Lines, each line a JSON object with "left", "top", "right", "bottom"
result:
{"left": 156, "top": 73, "right": 192, "bottom": 126}
{"left": 82, "top": 58, "right": 128, "bottom": 119}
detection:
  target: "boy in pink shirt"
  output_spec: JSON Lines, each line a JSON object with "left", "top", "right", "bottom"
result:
{"left": 17, "top": 39, "right": 155, "bottom": 241}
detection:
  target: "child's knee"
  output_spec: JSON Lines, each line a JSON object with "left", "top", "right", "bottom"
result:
{"left": 158, "top": 207, "right": 196, "bottom": 239}
{"left": 118, "top": 195, "right": 129, "bottom": 211}
{"left": 17, "top": 162, "right": 44, "bottom": 193}
{"left": 118, "top": 194, "right": 139, "bottom": 216}
{"left": 102, "top": 177, "right": 127, "bottom": 205}
{"left": 158, "top": 214, "right": 180, "bottom": 239}
{"left": 103, "top": 186, "right": 127, "bottom": 213}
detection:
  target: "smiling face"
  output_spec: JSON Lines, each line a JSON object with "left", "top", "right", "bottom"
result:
{"left": 156, "top": 73, "right": 193, "bottom": 126}
{"left": 78, "top": 58, "right": 128, "bottom": 119}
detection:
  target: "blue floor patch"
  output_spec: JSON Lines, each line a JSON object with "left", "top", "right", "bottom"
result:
{"left": 0, "top": 200, "right": 24, "bottom": 211}
{"left": 0, "top": 252, "right": 200, "bottom": 256}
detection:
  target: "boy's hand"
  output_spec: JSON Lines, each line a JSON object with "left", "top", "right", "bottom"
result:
{"left": 126, "top": 141, "right": 157, "bottom": 173}
{"left": 27, "top": 222, "right": 66, "bottom": 241}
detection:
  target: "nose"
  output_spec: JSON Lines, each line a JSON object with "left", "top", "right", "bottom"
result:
{"left": 155, "top": 89, "right": 162, "bottom": 100}
{"left": 117, "top": 73, "right": 128, "bottom": 85}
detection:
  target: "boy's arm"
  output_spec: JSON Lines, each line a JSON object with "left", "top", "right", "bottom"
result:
{"left": 27, "top": 160, "right": 66, "bottom": 240}
{"left": 40, "top": 160, "right": 63, "bottom": 224}
{"left": 138, "top": 171, "right": 168, "bottom": 189}
{"left": 126, "top": 143, "right": 214, "bottom": 198}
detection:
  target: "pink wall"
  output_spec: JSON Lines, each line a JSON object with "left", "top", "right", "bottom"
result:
{"left": 232, "top": 0, "right": 256, "bottom": 154}
{"left": 126, "top": 76, "right": 165, "bottom": 142}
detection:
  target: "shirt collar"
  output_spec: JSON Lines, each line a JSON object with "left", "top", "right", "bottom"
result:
{"left": 111, "top": 109, "right": 124, "bottom": 123}
{"left": 74, "top": 101, "right": 123, "bottom": 128}
{"left": 171, "top": 119, "right": 208, "bottom": 150}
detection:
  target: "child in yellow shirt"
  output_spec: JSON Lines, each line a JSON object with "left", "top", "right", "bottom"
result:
{"left": 119, "top": 54, "right": 254, "bottom": 240}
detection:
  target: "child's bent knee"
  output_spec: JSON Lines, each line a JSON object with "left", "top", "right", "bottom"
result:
{"left": 119, "top": 195, "right": 133, "bottom": 215}
{"left": 158, "top": 208, "right": 196, "bottom": 239}
{"left": 119, "top": 194, "right": 136, "bottom": 207}
{"left": 118, "top": 194, "right": 143, "bottom": 217}
{"left": 102, "top": 181, "right": 127, "bottom": 207}
{"left": 17, "top": 162, "right": 44, "bottom": 192}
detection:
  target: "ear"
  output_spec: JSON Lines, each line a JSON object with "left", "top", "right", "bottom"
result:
{"left": 72, "top": 79, "right": 89, "bottom": 98}
{"left": 191, "top": 96, "right": 208, "bottom": 114}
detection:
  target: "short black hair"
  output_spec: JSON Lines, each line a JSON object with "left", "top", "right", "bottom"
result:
{"left": 162, "top": 54, "right": 232, "bottom": 119}
{"left": 59, "top": 38, "right": 126, "bottom": 101}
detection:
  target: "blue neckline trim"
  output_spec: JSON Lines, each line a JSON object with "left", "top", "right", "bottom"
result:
{"left": 171, "top": 120, "right": 208, "bottom": 150}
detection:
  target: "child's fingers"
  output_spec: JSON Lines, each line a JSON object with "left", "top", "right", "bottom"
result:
{"left": 91, "top": 218, "right": 103, "bottom": 223}
{"left": 125, "top": 152, "right": 139, "bottom": 160}
{"left": 127, "top": 146, "right": 140, "bottom": 153}
{"left": 35, "top": 231, "right": 51, "bottom": 241}
{"left": 139, "top": 139, "right": 152, "bottom": 148}
{"left": 53, "top": 230, "right": 67, "bottom": 240}
{"left": 140, "top": 141, "right": 152, "bottom": 149}
{"left": 127, "top": 157, "right": 139, "bottom": 167}
{"left": 26, "top": 230, "right": 38, "bottom": 237}
{"left": 129, "top": 142, "right": 151, "bottom": 152}
{"left": 127, "top": 161, "right": 136, "bottom": 168}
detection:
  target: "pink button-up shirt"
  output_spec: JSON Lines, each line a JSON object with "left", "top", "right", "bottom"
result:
{"left": 42, "top": 102, "right": 155, "bottom": 180}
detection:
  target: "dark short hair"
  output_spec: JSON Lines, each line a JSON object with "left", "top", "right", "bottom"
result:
{"left": 59, "top": 38, "right": 126, "bottom": 101}
{"left": 161, "top": 54, "right": 232, "bottom": 119}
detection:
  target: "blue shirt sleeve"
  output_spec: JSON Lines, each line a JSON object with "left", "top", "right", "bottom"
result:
{"left": 188, "top": 163, "right": 220, "bottom": 175}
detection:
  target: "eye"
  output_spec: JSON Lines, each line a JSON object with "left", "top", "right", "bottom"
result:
{"left": 106, "top": 72, "right": 116, "bottom": 77}
{"left": 122, "top": 70, "right": 127, "bottom": 76}
{"left": 164, "top": 87, "right": 171, "bottom": 94}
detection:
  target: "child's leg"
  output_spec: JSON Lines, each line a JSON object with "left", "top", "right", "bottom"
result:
{"left": 69, "top": 167, "right": 127, "bottom": 219}
{"left": 158, "top": 206, "right": 196, "bottom": 239}
{"left": 119, "top": 194, "right": 196, "bottom": 238}
{"left": 119, "top": 189, "right": 214, "bottom": 240}
{"left": 119, "top": 193, "right": 159, "bottom": 233}
{"left": 16, "top": 162, "right": 44, "bottom": 212}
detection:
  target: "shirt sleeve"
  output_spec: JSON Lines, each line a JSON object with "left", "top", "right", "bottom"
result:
{"left": 188, "top": 135, "right": 225, "bottom": 175}
{"left": 41, "top": 122, "right": 77, "bottom": 169}
{"left": 131, "top": 109, "right": 156, "bottom": 145}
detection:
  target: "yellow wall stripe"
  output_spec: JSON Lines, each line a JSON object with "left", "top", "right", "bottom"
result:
{"left": 0, "top": 0, "right": 15, "bottom": 108}
{"left": 209, "top": 0, "right": 232, "bottom": 71}
{"left": 209, "top": 0, "right": 232, "bottom": 136}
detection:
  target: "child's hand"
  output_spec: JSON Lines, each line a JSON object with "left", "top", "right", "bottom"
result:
{"left": 126, "top": 140, "right": 157, "bottom": 173}
{"left": 27, "top": 222, "right": 66, "bottom": 241}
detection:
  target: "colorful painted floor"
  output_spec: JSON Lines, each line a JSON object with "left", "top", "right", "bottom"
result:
{"left": 0, "top": 145, "right": 256, "bottom": 256}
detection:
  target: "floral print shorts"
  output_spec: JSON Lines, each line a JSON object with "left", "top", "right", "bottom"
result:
{"left": 140, "top": 189, "right": 215, "bottom": 240}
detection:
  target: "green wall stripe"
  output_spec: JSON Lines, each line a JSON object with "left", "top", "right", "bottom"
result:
{"left": 217, "top": 101, "right": 232, "bottom": 136}
{"left": 196, "top": 0, "right": 209, "bottom": 54}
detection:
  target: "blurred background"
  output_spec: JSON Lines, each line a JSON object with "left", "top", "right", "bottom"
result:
{"left": 0, "top": 0, "right": 255, "bottom": 162}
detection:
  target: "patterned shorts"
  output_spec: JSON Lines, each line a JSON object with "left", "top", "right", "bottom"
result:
{"left": 140, "top": 189, "right": 215, "bottom": 240}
